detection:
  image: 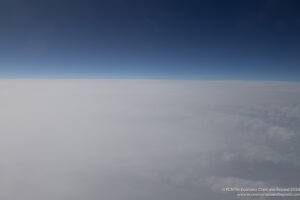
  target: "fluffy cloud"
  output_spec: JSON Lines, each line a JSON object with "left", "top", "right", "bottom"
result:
{"left": 0, "top": 79, "right": 300, "bottom": 200}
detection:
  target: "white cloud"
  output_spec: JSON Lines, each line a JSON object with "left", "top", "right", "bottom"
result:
{"left": 0, "top": 79, "right": 300, "bottom": 200}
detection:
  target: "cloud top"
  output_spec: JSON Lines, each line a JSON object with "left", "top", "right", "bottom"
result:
{"left": 0, "top": 79, "right": 300, "bottom": 200}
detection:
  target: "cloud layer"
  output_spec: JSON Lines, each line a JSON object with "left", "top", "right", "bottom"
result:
{"left": 0, "top": 80, "right": 300, "bottom": 200}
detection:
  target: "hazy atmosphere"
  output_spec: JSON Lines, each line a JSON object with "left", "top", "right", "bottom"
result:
{"left": 1, "top": 80, "right": 300, "bottom": 200}
{"left": 1, "top": 0, "right": 300, "bottom": 199}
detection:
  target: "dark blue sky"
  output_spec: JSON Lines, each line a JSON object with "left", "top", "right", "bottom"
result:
{"left": 1, "top": 0, "right": 300, "bottom": 80}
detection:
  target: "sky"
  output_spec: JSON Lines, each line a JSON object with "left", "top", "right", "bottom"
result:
{"left": 0, "top": 0, "right": 300, "bottom": 80}
{"left": 1, "top": 79, "right": 300, "bottom": 200}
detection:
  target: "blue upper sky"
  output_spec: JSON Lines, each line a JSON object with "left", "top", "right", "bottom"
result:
{"left": 0, "top": 0, "right": 300, "bottom": 80}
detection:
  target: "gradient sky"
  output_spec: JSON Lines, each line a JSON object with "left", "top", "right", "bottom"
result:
{"left": 1, "top": 0, "right": 300, "bottom": 80}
